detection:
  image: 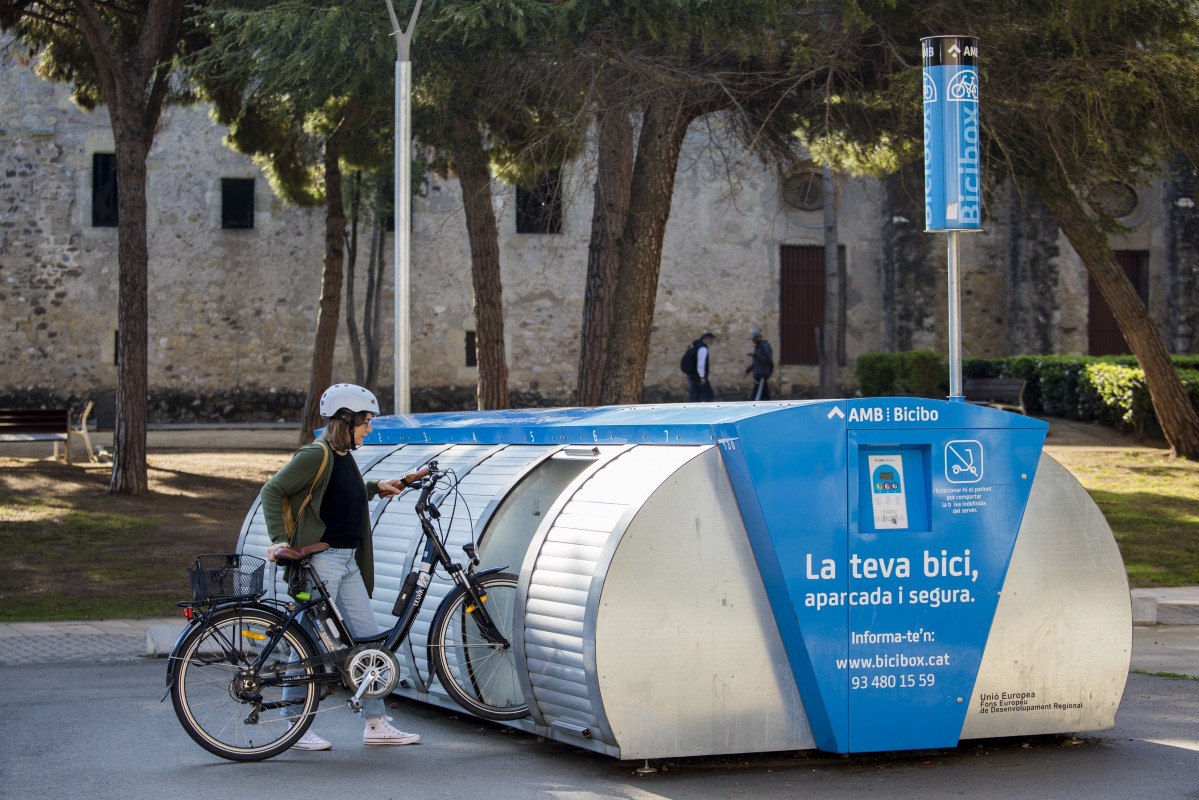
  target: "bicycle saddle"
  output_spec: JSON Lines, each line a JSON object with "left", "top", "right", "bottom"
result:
{"left": 273, "top": 541, "right": 330, "bottom": 565}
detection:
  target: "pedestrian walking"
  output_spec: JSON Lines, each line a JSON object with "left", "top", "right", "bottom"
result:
{"left": 745, "top": 329, "right": 774, "bottom": 401}
{"left": 681, "top": 333, "right": 717, "bottom": 402}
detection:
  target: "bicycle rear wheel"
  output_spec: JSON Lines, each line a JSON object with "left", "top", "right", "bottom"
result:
{"left": 429, "top": 572, "right": 529, "bottom": 720}
{"left": 170, "top": 607, "right": 321, "bottom": 761}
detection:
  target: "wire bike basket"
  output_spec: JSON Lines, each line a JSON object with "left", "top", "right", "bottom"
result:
{"left": 187, "top": 553, "right": 266, "bottom": 602}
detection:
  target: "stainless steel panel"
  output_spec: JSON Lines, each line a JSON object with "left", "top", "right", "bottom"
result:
{"left": 960, "top": 453, "right": 1131, "bottom": 739}
{"left": 593, "top": 446, "right": 817, "bottom": 759}
{"left": 518, "top": 445, "right": 722, "bottom": 750}
{"left": 513, "top": 447, "right": 636, "bottom": 736}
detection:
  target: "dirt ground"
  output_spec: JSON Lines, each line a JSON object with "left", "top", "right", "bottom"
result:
{"left": 0, "top": 450, "right": 289, "bottom": 538}
{"left": 1040, "top": 415, "right": 1170, "bottom": 453}
{"left": 0, "top": 451, "right": 291, "bottom": 619}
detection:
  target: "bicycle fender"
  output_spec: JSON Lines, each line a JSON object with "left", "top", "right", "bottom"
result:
{"left": 162, "top": 621, "right": 201, "bottom": 700}
{"left": 424, "top": 570, "right": 514, "bottom": 679}
{"left": 161, "top": 601, "right": 298, "bottom": 698}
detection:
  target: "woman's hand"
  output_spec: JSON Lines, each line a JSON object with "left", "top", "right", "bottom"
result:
{"left": 376, "top": 478, "right": 404, "bottom": 497}
{"left": 265, "top": 542, "right": 288, "bottom": 563}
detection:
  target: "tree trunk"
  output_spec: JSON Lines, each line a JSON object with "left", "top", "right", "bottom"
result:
{"left": 598, "top": 97, "right": 696, "bottom": 405}
{"left": 576, "top": 90, "right": 633, "bottom": 407}
{"left": 363, "top": 181, "right": 388, "bottom": 392}
{"left": 68, "top": 0, "right": 185, "bottom": 494}
{"left": 345, "top": 174, "right": 387, "bottom": 393}
{"left": 1042, "top": 188, "right": 1199, "bottom": 458}
{"left": 108, "top": 114, "right": 151, "bottom": 494}
{"left": 452, "top": 118, "right": 509, "bottom": 410}
{"left": 300, "top": 138, "right": 348, "bottom": 443}
{"left": 344, "top": 172, "right": 366, "bottom": 385}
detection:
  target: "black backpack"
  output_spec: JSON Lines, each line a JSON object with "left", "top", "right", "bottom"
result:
{"left": 680, "top": 344, "right": 699, "bottom": 375}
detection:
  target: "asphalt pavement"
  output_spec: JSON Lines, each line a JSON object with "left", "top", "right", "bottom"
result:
{"left": 3, "top": 650, "right": 1199, "bottom": 800}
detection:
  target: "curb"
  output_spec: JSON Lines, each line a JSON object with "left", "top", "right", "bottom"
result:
{"left": 1132, "top": 587, "right": 1199, "bottom": 626}
{"left": 147, "top": 624, "right": 186, "bottom": 656}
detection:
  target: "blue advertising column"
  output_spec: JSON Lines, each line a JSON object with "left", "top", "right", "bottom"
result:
{"left": 922, "top": 35, "right": 980, "bottom": 230}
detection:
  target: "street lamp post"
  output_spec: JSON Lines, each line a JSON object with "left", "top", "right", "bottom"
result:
{"left": 383, "top": 0, "right": 422, "bottom": 415}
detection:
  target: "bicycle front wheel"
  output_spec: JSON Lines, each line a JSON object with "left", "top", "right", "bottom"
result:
{"left": 170, "top": 607, "right": 321, "bottom": 761}
{"left": 429, "top": 572, "right": 529, "bottom": 720}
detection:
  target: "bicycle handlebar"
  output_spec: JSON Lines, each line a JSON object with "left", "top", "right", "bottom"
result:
{"left": 400, "top": 467, "right": 433, "bottom": 488}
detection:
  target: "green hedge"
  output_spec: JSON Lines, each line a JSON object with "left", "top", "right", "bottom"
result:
{"left": 856, "top": 350, "right": 948, "bottom": 397}
{"left": 857, "top": 351, "right": 1199, "bottom": 436}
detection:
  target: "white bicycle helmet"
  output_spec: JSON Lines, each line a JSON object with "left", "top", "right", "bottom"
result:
{"left": 319, "top": 383, "right": 380, "bottom": 419}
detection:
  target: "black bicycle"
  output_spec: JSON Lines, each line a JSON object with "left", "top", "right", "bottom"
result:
{"left": 163, "top": 461, "right": 527, "bottom": 761}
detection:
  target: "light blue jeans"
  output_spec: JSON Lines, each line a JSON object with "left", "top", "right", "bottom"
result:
{"left": 284, "top": 547, "right": 385, "bottom": 719}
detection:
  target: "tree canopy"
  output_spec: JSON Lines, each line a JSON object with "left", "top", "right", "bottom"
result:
{"left": 806, "top": 0, "right": 1199, "bottom": 456}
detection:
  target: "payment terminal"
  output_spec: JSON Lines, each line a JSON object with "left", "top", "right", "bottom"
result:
{"left": 868, "top": 454, "right": 908, "bottom": 529}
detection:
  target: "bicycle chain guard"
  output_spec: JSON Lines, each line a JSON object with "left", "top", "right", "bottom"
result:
{"left": 345, "top": 645, "right": 401, "bottom": 701}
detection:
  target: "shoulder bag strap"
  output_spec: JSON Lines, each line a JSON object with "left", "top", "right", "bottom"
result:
{"left": 285, "top": 440, "right": 331, "bottom": 542}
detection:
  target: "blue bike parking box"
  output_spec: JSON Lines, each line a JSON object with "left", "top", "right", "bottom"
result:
{"left": 238, "top": 399, "right": 1131, "bottom": 758}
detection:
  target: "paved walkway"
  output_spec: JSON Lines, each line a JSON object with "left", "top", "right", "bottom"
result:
{"left": 0, "top": 617, "right": 180, "bottom": 665}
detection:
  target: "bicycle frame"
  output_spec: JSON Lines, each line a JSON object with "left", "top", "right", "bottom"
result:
{"left": 166, "top": 460, "right": 528, "bottom": 762}
{"left": 166, "top": 462, "right": 510, "bottom": 696}
{"left": 384, "top": 479, "right": 510, "bottom": 654}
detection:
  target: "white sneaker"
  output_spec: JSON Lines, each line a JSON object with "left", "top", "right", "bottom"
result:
{"left": 292, "top": 730, "right": 332, "bottom": 751}
{"left": 363, "top": 716, "right": 420, "bottom": 746}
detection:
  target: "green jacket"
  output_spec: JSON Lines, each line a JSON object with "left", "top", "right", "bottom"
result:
{"left": 259, "top": 439, "right": 382, "bottom": 595}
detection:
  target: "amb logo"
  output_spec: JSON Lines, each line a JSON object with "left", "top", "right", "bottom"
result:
{"left": 849, "top": 407, "right": 885, "bottom": 423}
{"left": 847, "top": 406, "right": 941, "bottom": 423}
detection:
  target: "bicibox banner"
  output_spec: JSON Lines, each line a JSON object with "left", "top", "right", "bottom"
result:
{"left": 923, "top": 36, "right": 981, "bottom": 231}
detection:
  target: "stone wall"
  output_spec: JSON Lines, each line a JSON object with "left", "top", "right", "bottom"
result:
{"left": 882, "top": 169, "right": 939, "bottom": 354}
{"left": 1005, "top": 187, "right": 1061, "bottom": 356}
{"left": 1, "top": 63, "right": 331, "bottom": 397}
{"left": 1165, "top": 162, "right": 1199, "bottom": 354}
{"left": 2, "top": 54, "right": 1196, "bottom": 422}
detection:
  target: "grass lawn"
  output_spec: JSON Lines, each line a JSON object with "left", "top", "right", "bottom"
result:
{"left": 0, "top": 452, "right": 287, "bottom": 621}
{"left": 1045, "top": 446, "right": 1199, "bottom": 587}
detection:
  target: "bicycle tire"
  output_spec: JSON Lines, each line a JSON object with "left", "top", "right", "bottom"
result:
{"left": 170, "top": 607, "right": 322, "bottom": 761}
{"left": 429, "top": 572, "right": 529, "bottom": 720}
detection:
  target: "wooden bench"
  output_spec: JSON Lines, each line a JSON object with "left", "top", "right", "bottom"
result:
{"left": 0, "top": 401, "right": 95, "bottom": 464}
{"left": 963, "top": 378, "right": 1028, "bottom": 415}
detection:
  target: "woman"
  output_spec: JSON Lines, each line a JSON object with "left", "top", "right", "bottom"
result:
{"left": 259, "top": 383, "right": 417, "bottom": 751}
